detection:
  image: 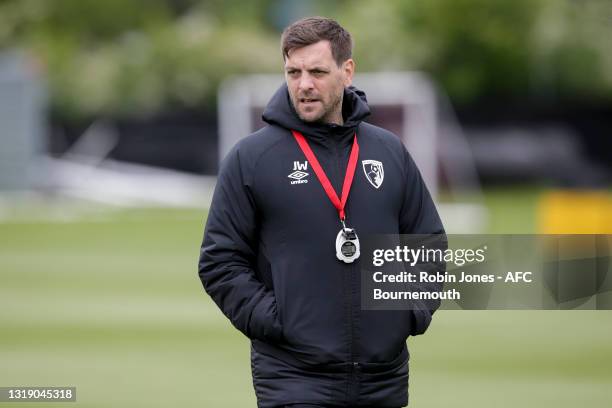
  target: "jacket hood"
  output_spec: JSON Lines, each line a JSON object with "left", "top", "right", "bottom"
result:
{"left": 262, "top": 83, "right": 371, "bottom": 142}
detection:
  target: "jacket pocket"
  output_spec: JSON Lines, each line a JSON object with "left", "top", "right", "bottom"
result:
{"left": 248, "top": 291, "right": 284, "bottom": 343}
{"left": 409, "top": 309, "right": 432, "bottom": 336}
{"left": 358, "top": 349, "right": 409, "bottom": 408}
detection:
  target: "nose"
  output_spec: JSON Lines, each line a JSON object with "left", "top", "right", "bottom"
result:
{"left": 298, "top": 72, "right": 314, "bottom": 92}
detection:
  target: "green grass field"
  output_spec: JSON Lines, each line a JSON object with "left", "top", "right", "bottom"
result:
{"left": 1, "top": 188, "right": 611, "bottom": 407}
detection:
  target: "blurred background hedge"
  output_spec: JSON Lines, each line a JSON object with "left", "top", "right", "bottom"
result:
{"left": 2, "top": 0, "right": 611, "bottom": 120}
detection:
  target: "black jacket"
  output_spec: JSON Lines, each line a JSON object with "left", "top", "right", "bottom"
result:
{"left": 198, "top": 83, "right": 445, "bottom": 407}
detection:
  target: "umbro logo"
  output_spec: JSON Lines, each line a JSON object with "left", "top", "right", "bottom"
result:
{"left": 288, "top": 161, "right": 309, "bottom": 185}
{"left": 288, "top": 170, "right": 308, "bottom": 180}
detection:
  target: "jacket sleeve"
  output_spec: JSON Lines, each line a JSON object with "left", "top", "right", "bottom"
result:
{"left": 198, "top": 144, "right": 282, "bottom": 343}
{"left": 399, "top": 148, "right": 447, "bottom": 336}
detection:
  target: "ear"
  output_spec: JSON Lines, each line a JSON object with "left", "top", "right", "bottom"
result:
{"left": 342, "top": 59, "right": 355, "bottom": 87}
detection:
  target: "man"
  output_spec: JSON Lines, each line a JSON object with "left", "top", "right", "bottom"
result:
{"left": 198, "top": 16, "right": 445, "bottom": 408}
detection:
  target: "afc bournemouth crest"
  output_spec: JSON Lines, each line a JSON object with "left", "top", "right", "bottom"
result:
{"left": 362, "top": 160, "right": 384, "bottom": 189}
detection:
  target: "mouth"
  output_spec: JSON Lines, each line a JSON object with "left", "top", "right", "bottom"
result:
{"left": 299, "top": 97, "right": 320, "bottom": 105}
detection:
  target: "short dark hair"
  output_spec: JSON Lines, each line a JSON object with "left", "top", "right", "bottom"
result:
{"left": 281, "top": 17, "right": 353, "bottom": 66}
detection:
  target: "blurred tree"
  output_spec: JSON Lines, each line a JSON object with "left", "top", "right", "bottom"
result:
{"left": 342, "top": 0, "right": 612, "bottom": 104}
{"left": 0, "top": 0, "right": 611, "bottom": 120}
{"left": 0, "top": 0, "right": 281, "bottom": 119}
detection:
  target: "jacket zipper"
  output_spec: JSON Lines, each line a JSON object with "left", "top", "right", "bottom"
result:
{"left": 331, "top": 133, "right": 361, "bottom": 404}
{"left": 349, "top": 261, "right": 360, "bottom": 404}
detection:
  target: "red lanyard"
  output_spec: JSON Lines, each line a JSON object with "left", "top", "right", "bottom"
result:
{"left": 291, "top": 130, "right": 359, "bottom": 221}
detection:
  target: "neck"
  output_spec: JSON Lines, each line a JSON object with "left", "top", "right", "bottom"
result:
{"left": 322, "top": 95, "right": 344, "bottom": 126}
{"left": 325, "top": 110, "right": 344, "bottom": 126}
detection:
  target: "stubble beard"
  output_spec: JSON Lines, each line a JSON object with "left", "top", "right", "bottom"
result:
{"left": 293, "top": 90, "right": 344, "bottom": 125}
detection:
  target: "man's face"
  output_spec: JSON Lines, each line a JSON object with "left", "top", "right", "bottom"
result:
{"left": 284, "top": 40, "right": 354, "bottom": 124}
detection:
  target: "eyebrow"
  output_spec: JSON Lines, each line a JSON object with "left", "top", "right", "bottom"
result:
{"left": 285, "top": 66, "right": 329, "bottom": 72}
